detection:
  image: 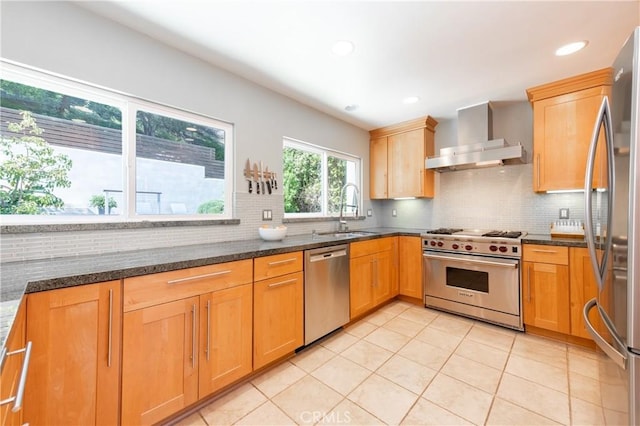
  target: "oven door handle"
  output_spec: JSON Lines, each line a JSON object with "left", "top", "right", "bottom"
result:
{"left": 422, "top": 253, "right": 518, "bottom": 268}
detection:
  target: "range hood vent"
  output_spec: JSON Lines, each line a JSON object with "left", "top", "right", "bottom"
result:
{"left": 425, "top": 102, "right": 526, "bottom": 172}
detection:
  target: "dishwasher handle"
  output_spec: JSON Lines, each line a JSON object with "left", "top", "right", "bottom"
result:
{"left": 309, "top": 248, "right": 348, "bottom": 262}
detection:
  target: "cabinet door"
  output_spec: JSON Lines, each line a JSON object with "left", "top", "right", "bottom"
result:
{"left": 1, "top": 300, "right": 26, "bottom": 426}
{"left": 199, "top": 283, "right": 252, "bottom": 397}
{"left": 569, "top": 248, "right": 601, "bottom": 339}
{"left": 253, "top": 272, "right": 303, "bottom": 370}
{"left": 25, "top": 281, "right": 121, "bottom": 426}
{"left": 349, "top": 254, "right": 375, "bottom": 318}
{"left": 122, "top": 296, "right": 199, "bottom": 425}
{"left": 399, "top": 236, "right": 423, "bottom": 299}
{"left": 370, "top": 136, "right": 388, "bottom": 199}
{"left": 372, "top": 248, "right": 394, "bottom": 306}
{"left": 522, "top": 261, "right": 570, "bottom": 333}
{"left": 533, "top": 86, "right": 610, "bottom": 192}
{"left": 388, "top": 129, "right": 425, "bottom": 198}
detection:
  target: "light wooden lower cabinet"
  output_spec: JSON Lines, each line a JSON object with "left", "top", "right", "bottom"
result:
{"left": 253, "top": 271, "right": 304, "bottom": 370}
{"left": 522, "top": 245, "right": 570, "bottom": 334}
{"left": 398, "top": 236, "right": 423, "bottom": 299}
{"left": 24, "top": 281, "right": 121, "bottom": 426}
{"left": 569, "top": 247, "right": 601, "bottom": 339}
{"left": 122, "top": 296, "right": 199, "bottom": 425}
{"left": 121, "top": 260, "right": 253, "bottom": 425}
{"left": 349, "top": 237, "right": 398, "bottom": 318}
{"left": 198, "top": 284, "right": 253, "bottom": 396}
{"left": 1, "top": 299, "right": 26, "bottom": 426}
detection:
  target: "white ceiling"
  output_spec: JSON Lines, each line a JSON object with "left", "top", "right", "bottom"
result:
{"left": 79, "top": 1, "right": 639, "bottom": 130}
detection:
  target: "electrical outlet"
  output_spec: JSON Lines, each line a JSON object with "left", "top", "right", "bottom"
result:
{"left": 262, "top": 209, "right": 272, "bottom": 220}
{"left": 559, "top": 208, "right": 569, "bottom": 219}
{"left": 392, "top": 209, "right": 397, "bottom": 217}
{"left": 367, "top": 209, "right": 373, "bottom": 217}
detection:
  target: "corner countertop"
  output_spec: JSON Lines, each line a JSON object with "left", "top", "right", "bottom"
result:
{"left": 522, "top": 234, "right": 587, "bottom": 248}
{"left": 0, "top": 227, "right": 424, "bottom": 350}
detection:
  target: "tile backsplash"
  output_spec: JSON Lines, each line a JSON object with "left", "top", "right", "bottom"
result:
{"left": 378, "top": 163, "right": 586, "bottom": 234}
{"left": 1, "top": 163, "right": 584, "bottom": 262}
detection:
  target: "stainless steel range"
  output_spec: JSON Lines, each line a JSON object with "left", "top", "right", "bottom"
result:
{"left": 422, "top": 228, "right": 526, "bottom": 330}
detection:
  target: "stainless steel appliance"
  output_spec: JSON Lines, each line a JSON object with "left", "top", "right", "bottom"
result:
{"left": 583, "top": 27, "right": 639, "bottom": 425}
{"left": 304, "top": 245, "right": 350, "bottom": 345}
{"left": 422, "top": 228, "right": 525, "bottom": 330}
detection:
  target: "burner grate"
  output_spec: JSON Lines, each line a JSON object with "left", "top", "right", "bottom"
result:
{"left": 425, "top": 228, "right": 463, "bottom": 235}
{"left": 482, "top": 231, "right": 523, "bottom": 238}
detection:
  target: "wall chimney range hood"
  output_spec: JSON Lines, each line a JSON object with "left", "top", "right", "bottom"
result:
{"left": 425, "top": 102, "right": 526, "bottom": 172}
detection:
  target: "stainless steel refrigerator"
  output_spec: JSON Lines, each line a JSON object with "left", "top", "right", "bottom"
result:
{"left": 584, "top": 26, "right": 639, "bottom": 425}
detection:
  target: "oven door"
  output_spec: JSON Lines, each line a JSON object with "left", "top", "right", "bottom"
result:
{"left": 423, "top": 250, "right": 520, "bottom": 316}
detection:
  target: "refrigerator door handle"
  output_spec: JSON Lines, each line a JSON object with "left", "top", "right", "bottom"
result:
{"left": 584, "top": 95, "right": 616, "bottom": 291}
{"left": 583, "top": 298, "right": 627, "bottom": 370}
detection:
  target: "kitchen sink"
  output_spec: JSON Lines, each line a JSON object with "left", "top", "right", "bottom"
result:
{"left": 317, "top": 230, "right": 377, "bottom": 239}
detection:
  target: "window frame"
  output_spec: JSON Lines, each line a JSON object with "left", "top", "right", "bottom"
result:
{"left": 0, "top": 60, "right": 234, "bottom": 224}
{"left": 283, "top": 137, "right": 362, "bottom": 219}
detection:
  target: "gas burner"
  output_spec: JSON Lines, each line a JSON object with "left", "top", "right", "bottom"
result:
{"left": 482, "top": 231, "right": 523, "bottom": 239}
{"left": 425, "top": 228, "right": 464, "bottom": 235}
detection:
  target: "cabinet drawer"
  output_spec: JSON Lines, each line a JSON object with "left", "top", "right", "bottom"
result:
{"left": 350, "top": 237, "right": 396, "bottom": 258}
{"left": 254, "top": 251, "right": 302, "bottom": 281}
{"left": 523, "top": 244, "right": 568, "bottom": 265}
{"left": 124, "top": 259, "right": 253, "bottom": 312}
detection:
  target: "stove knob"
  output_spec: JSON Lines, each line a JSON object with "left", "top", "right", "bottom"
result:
{"left": 452, "top": 244, "right": 459, "bottom": 250}
{"left": 489, "top": 245, "right": 498, "bottom": 252}
{"left": 465, "top": 245, "right": 473, "bottom": 251}
{"left": 437, "top": 241, "right": 444, "bottom": 247}
{"left": 430, "top": 241, "right": 436, "bottom": 246}
{"left": 499, "top": 246, "right": 508, "bottom": 253}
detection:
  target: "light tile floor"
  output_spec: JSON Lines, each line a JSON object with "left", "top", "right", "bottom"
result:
{"left": 173, "top": 301, "right": 625, "bottom": 426}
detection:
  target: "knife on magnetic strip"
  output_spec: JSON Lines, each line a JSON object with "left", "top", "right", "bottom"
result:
{"left": 245, "top": 159, "right": 252, "bottom": 193}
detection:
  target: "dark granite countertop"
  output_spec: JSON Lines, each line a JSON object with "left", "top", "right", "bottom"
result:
{"left": 0, "top": 227, "right": 425, "bottom": 350}
{"left": 522, "top": 234, "right": 587, "bottom": 248}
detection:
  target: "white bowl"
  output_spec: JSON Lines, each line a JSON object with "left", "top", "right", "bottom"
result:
{"left": 259, "top": 226, "right": 287, "bottom": 241}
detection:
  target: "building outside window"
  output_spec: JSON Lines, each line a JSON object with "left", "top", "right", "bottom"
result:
{"left": 0, "top": 62, "right": 233, "bottom": 223}
{"left": 283, "top": 137, "right": 361, "bottom": 218}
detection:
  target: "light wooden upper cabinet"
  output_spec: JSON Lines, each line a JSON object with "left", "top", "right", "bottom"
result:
{"left": 526, "top": 68, "right": 613, "bottom": 192}
{"left": 369, "top": 116, "right": 437, "bottom": 199}
{"left": 24, "top": 281, "right": 121, "bottom": 426}
{"left": 370, "top": 136, "right": 388, "bottom": 198}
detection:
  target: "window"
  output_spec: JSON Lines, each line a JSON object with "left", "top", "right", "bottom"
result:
{"left": 0, "top": 62, "right": 233, "bottom": 223}
{"left": 283, "top": 137, "right": 361, "bottom": 218}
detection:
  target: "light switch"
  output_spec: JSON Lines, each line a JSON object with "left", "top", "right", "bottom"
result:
{"left": 262, "top": 209, "right": 272, "bottom": 220}
{"left": 392, "top": 209, "right": 397, "bottom": 217}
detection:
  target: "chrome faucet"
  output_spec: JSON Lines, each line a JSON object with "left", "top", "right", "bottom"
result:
{"left": 338, "top": 182, "right": 359, "bottom": 232}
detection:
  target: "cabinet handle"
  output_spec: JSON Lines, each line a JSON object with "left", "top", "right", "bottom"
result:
{"left": 108, "top": 288, "right": 113, "bottom": 367}
{"left": 206, "top": 299, "right": 211, "bottom": 361}
{"left": 527, "top": 265, "right": 532, "bottom": 303}
{"left": 0, "top": 341, "right": 32, "bottom": 412}
{"left": 268, "top": 278, "right": 297, "bottom": 288}
{"left": 191, "top": 304, "right": 196, "bottom": 369}
{"left": 267, "top": 258, "right": 297, "bottom": 266}
{"left": 167, "top": 270, "right": 231, "bottom": 285}
{"left": 532, "top": 249, "right": 557, "bottom": 254}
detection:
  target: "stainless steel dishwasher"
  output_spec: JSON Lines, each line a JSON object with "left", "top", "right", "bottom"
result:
{"left": 304, "top": 244, "right": 350, "bottom": 345}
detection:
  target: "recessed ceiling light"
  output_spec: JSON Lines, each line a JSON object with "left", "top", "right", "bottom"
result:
{"left": 555, "top": 40, "right": 588, "bottom": 56}
{"left": 403, "top": 96, "right": 420, "bottom": 104}
{"left": 344, "top": 104, "right": 359, "bottom": 112}
{"left": 332, "top": 40, "right": 355, "bottom": 56}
